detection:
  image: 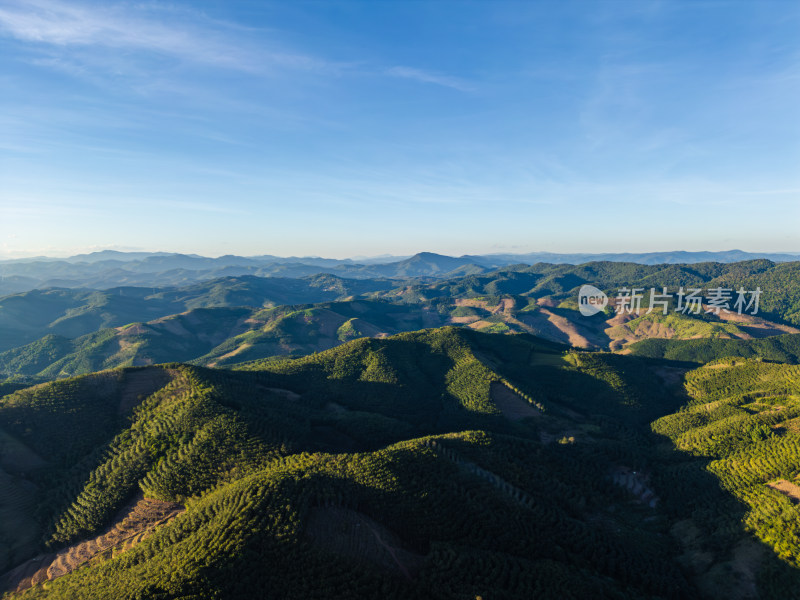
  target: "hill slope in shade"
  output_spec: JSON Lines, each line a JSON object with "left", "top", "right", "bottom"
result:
{"left": 630, "top": 333, "right": 800, "bottom": 364}
{"left": 2, "top": 327, "right": 800, "bottom": 597}
{"left": 6, "top": 290, "right": 797, "bottom": 381}
{"left": 0, "top": 275, "right": 398, "bottom": 352}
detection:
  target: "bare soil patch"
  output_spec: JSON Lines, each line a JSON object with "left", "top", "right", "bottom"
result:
{"left": 467, "top": 320, "right": 494, "bottom": 330}
{"left": 115, "top": 323, "right": 153, "bottom": 336}
{"left": 309, "top": 309, "right": 348, "bottom": 339}
{"left": 490, "top": 382, "right": 541, "bottom": 420}
{"left": 420, "top": 308, "right": 443, "bottom": 328}
{"left": 701, "top": 361, "right": 746, "bottom": 370}
{"left": 259, "top": 386, "right": 301, "bottom": 401}
{"left": 206, "top": 342, "right": 253, "bottom": 367}
{"left": 604, "top": 311, "right": 678, "bottom": 350}
{"left": 766, "top": 479, "right": 800, "bottom": 503}
{"left": 449, "top": 315, "right": 480, "bottom": 324}
{"left": 538, "top": 308, "right": 594, "bottom": 348}
{"left": 715, "top": 310, "right": 800, "bottom": 332}
{"left": 342, "top": 317, "right": 386, "bottom": 339}
{"left": 150, "top": 315, "right": 192, "bottom": 337}
{"left": 650, "top": 366, "right": 689, "bottom": 388}
{"left": 696, "top": 539, "right": 763, "bottom": 600}
{"left": 1, "top": 494, "right": 183, "bottom": 594}
{"left": 454, "top": 298, "right": 515, "bottom": 315}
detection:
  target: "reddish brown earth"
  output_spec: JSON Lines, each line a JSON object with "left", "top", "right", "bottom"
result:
{"left": 0, "top": 494, "right": 184, "bottom": 594}
{"left": 766, "top": 479, "right": 800, "bottom": 503}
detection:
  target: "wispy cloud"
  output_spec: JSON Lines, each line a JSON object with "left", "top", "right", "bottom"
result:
{"left": 386, "top": 66, "right": 473, "bottom": 92}
{"left": 0, "top": 0, "right": 325, "bottom": 73}
{"left": 0, "top": 0, "right": 471, "bottom": 95}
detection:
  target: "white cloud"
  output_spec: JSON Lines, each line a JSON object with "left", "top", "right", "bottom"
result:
{"left": 0, "top": 0, "right": 471, "bottom": 95}
{"left": 0, "top": 0, "right": 323, "bottom": 73}
{"left": 386, "top": 66, "right": 473, "bottom": 92}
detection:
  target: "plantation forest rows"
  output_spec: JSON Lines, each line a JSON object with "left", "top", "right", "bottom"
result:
{"left": 1, "top": 259, "right": 800, "bottom": 598}
{"left": 0, "top": 325, "right": 799, "bottom": 598}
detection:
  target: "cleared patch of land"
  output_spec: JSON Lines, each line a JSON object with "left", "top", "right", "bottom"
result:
{"left": 305, "top": 506, "right": 424, "bottom": 581}
{"left": 118, "top": 367, "right": 175, "bottom": 414}
{"left": 0, "top": 428, "right": 47, "bottom": 473}
{"left": 611, "top": 466, "right": 659, "bottom": 508}
{"left": 766, "top": 479, "right": 800, "bottom": 503}
{"left": 206, "top": 342, "right": 253, "bottom": 367}
{"left": 490, "top": 382, "right": 541, "bottom": 420}
{"left": 650, "top": 365, "right": 689, "bottom": 388}
{"left": 538, "top": 308, "right": 594, "bottom": 348}
{"left": 261, "top": 386, "right": 301, "bottom": 401}
{"left": 713, "top": 309, "right": 800, "bottom": 337}
{"left": 454, "top": 298, "right": 514, "bottom": 315}
{"left": 466, "top": 319, "right": 494, "bottom": 330}
{"left": 1, "top": 494, "right": 184, "bottom": 594}
{"left": 0, "top": 468, "right": 40, "bottom": 575}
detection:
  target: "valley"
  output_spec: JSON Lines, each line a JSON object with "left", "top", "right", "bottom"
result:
{"left": 1, "top": 256, "right": 800, "bottom": 598}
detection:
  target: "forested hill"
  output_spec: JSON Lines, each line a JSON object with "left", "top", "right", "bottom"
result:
{"left": 0, "top": 275, "right": 399, "bottom": 353}
{"left": 630, "top": 333, "right": 800, "bottom": 364}
{"left": 2, "top": 327, "right": 800, "bottom": 598}
{"left": 377, "top": 259, "right": 800, "bottom": 326}
{"left": 3, "top": 250, "right": 799, "bottom": 296}
{"left": 2, "top": 259, "right": 800, "bottom": 382}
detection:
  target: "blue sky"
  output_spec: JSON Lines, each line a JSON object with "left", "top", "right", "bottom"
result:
{"left": 1, "top": 0, "right": 798, "bottom": 258}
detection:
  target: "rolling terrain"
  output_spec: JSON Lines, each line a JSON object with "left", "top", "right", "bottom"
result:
{"left": 3, "top": 257, "right": 800, "bottom": 597}
{"left": 1, "top": 327, "right": 800, "bottom": 598}
{"left": 3, "top": 258, "right": 800, "bottom": 382}
{"left": 0, "top": 274, "right": 399, "bottom": 353}
{"left": 3, "top": 250, "right": 799, "bottom": 296}
{"left": 5, "top": 293, "right": 797, "bottom": 381}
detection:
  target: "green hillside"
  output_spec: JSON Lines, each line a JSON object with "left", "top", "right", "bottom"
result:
{"left": 630, "top": 333, "right": 800, "bottom": 364}
{"left": 3, "top": 289, "right": 796, "bottom": 382}
{"left": 0, "top": 301, "right": 441, "bottom": 379}
{"left": 0, "top": 308, "right": 251, "bottom": 379}
{"left": 378, "top": 260, "right": 800, "bottom": 326}
{"left": 2, "top": 326, "right": 799, "bottom": 598}
{"left": 651, "top": 359, "right": 800, "bottom": 597}
{"left": 0, "top": 275, "right": 398, "bottom": 353}
{"left": 3, "top": 260, "right": 799, "bottom": 383}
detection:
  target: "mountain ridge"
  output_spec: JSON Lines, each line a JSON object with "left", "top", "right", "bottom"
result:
{"left": 3, "top": 327, "right": 800, "bottom": 597}
{"left": 3, "top": 250, "right": 800, "bottom": 296}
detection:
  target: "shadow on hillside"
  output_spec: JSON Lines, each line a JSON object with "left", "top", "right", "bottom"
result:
{"left": 648, "top": 434, "right": 800, "bottom": 599}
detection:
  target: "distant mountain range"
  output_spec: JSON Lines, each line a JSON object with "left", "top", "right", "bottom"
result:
{"left": 1, "top": 249, "right": 799, "bottom": 295}
{"left": 3, "top": 259, "right": 800, "bottom": 380}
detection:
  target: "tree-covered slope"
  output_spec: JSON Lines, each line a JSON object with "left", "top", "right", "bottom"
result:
{"left": 0, "top": 307, "right": 252, "bottom": 378}
{"left": 0, "top": 275, "right": 398, "bottom": 353}
{"left": 0, "top": 300, "right": 442, "bottom": 379}
{"left": 651, "top": 359, "right": 800, "bottom": 597}
{"left": 2, "top": 327, "right": 799, "bottom": 598}
{"left": 3, "top": 260, "right": 799, "bottom": 382}
{"left": 7, "top": 290, "right": 795, "bottom": 382}
{"left": 0, "top": 328, "right": 674, "bottom": 598}
{"left": 377, "top": 259, "right": 800, "bottom": 326}
{"left": 630, "top": 333, "right": 800, "bottom": 364}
